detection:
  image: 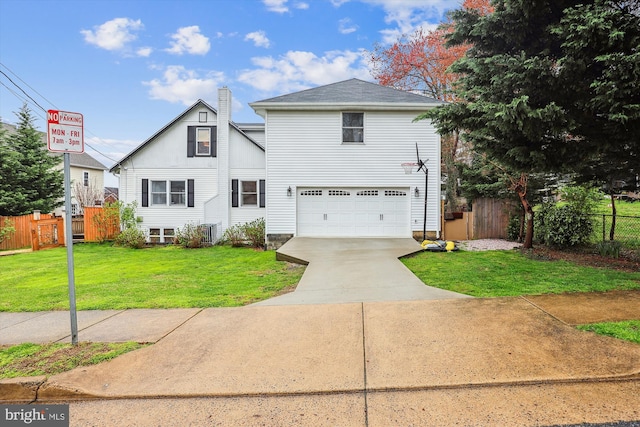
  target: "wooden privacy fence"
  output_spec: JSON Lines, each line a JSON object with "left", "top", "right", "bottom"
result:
{"left": 472, "top": 198, "right": 518, "bottom": 239}
{"left": 442, "top": 198, "right": 518, "bottom": 240}
{"left": 83, "top": 206, "right": 120, "bottom": 242}
{"left": 1, "top": 206, "right": 120, "bottom": 250}
{"left": 1, "top": 212, "right": 54, "bottom": 251}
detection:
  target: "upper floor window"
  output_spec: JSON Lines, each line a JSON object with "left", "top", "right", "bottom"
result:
{"left": 342, "top": 112, "right": 364, "bottom": 144}
{"left": 83, "top": 171, "right": 90, "bottom": 186}
{"left": 196, "top": 128, "right": 211, "bottom": 156}
{"left": 199, "top": 111, "right": 207, "bottom": 122}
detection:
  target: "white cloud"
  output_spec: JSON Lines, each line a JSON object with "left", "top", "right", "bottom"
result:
{"left": 263, "top": 0, "right": 309, "bottom": 13}
{"left": 136, "top": 47, "right": 153, "bottom": 57}
{"left": 143, "top": 65, "right": 225, "bottom": 105}
{"left": 81, "top": 18, "right": 143, "bottom": 51}
{"left": 245, "top": 31, "right": 271, "bottom": 48}
{"left": 263, "top": 0, "right": 289, "bottom": 13}
{"left": 166, "top": 26, "right": 210, "bottom": 55}
{"left": 85, "top": 136, "right": 141, "bottom": 168}
{"left": 238, "top": 49, "right": 371, "bottom": 93}
{"left": 335, "top": 0, "right": 450, "bottom": 44}
{"left": 338, "top": 18, "right": 358, "bottom": 34}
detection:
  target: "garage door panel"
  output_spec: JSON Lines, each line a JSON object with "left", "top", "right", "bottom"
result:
{"left": 297, "top": 187, "right": 409, "bottom": 237}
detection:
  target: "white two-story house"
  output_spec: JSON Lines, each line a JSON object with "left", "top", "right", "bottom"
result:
{"left": 111, "top": 79, "right": 443, "bottom": 248}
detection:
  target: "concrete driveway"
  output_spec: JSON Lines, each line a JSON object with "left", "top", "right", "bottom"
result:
{"left": 255, "top": 237, "right": 470, "bottom": 306}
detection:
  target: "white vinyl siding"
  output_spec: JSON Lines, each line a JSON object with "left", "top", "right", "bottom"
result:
{"left": 265, "top": 110, "right": 440, "bottom": 237}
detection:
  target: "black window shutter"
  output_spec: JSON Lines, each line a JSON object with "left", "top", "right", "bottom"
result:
{"left": 211, "top": 126, "right": 217, "bottom": 157}
{"left": 259, "top": 179, "right": 266, "bottom": 208}
{"left": 187, "top": 126, "right": 195, "bottom": 157}
{"left": 187, "top": 179, "right": 195, "bottom": 207}
{"left": 231, "top": 179, "right": 239, "bottom": 208}
{"left": 142, "top": 179, "right": 149, "bottom": 207}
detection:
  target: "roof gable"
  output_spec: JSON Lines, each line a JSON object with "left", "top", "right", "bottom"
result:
{"left": 109, "top": 99, "right": 264, "bottom": 173}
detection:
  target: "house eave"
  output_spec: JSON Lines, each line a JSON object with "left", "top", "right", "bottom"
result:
{"left": 249, "top": 102, "right": 444, "bottom": 118}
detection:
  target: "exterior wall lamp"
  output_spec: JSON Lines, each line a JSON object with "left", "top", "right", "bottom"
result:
{"left": 415, "top": 187, "right": 420, "bottom": 198}
{"left": 287, "top": 186, "right": 292, "bottom": 197}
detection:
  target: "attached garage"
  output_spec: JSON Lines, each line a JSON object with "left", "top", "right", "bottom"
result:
{"left": 297, "top": 187, "right": 411, "bottom": 237}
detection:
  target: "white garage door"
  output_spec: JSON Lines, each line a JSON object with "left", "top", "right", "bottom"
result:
{"left": 297, "top": 188, "right": 410, "bottom": 237}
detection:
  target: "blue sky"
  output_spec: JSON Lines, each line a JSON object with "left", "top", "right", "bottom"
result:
{"left": 1, "top": 0, "right": 458, "bottom": 179}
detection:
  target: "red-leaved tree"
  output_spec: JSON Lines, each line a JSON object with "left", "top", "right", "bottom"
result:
{"left": 368, "top": 0, "right": 493, "bottom": 212}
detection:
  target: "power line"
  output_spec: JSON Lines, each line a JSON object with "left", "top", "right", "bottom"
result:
{"left": 0, "top": 66, "right": 121, "bottom": 165}
{"left": 0, "top": 69, "right": 47, "bottom": 113}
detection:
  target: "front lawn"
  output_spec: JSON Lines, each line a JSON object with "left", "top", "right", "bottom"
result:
{"left": 402, "top": 250, "right": 640, "bottom": 297}
{"left": 0, "top": 244, "right": 305, "bottom": 312}
{"left": 577, "top": 320, "right": 640, "bottom": 345}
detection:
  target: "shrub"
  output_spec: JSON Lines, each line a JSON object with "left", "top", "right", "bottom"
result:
{"left": 535, "top": 204, "right": 593, "bottom": 248}
{"left": 560, "top": 185, "right": 602, "bottom": 214}
{"left": 506, "top": 214, "right": 522, "bottom": 242}
{"left": 175, "top": 223, "right": 207, "bottom": 248}
{"left": 0, "top": 219, "right": 15, "bottom": 245}
{"left": 243, "top": 218, "right": 265, "bottom": 248}
{"left": 114, "top": 227, "right": 146, "bottom": 249}
{"left": 223, "top": 224, "right": 245, "bottom": 247}
{"left": 596, "top": 240, "right": 623, "bottom": 258}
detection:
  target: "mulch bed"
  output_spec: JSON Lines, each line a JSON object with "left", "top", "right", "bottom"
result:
{"left": 527, "top": 246, "right": 640, "bottom": 273}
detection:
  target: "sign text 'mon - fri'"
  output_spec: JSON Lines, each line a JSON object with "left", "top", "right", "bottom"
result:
{"left": 47, "top": 110, "right": 84, "bottom": 153}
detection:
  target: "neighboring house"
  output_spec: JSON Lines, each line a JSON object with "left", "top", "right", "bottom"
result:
{"left": 110, "top": 88, "right": 266, "bottom": 243}
{"left": 111, "top": 79, "right": 443, "bottom": 248}
{"left": 1, "top": 122, "right": 108, "bottom": 216}
{"left": 104, "top": 187, "right": 119, "bottom": 204}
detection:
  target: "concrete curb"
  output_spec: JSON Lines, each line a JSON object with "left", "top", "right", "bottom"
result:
{"left": 7, "top": 373, "right": 640, "bottom": 403}
{"left": 0, "top": 376, "right": 46, "bottom": 403}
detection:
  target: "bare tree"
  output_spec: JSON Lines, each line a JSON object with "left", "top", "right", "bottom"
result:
{"left": 72, "top": 180, "right": 104, "bottom": 214}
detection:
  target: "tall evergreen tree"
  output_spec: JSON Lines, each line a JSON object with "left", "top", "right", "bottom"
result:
{"left": 421, "top": 0, "right": 640, "bottom": 248}
{"left": 0, "top": 104, "right": 63, "bottom": 216}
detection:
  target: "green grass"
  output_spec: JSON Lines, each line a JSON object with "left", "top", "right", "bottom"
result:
{"left": 0, "top": 243, "right": 305, "bottom": 312}
{"left": 577, "top": 320, "right": 640, "bottom": 345}
{"left": 0, "top": 342, "right": 147, "bottom": 378}
{"left": 594, "top": 199, "right": 640, "bottom": 216}
{"left": 402, "top": 250, "right": 640, "bottom": 297}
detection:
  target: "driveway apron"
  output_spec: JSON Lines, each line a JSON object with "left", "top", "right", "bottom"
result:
{"left": 255, "top": 237, "right": 470, "bottom": 305}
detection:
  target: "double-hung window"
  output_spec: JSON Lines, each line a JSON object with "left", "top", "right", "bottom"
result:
{"left": 150, "top": 180, "right": 186, "bottom": 206}
{"left": 143, "top": 179, "right": 194, "bottom": 208}
{"left": 342, "top": 112, "right": 364, "bottom": 144}
{"left": 170, "top": 181, "right": 186, "bottom": 205}
{"left": 151, "top": 181, "right": 167, "bottom": 205}
{"left": 83, "top": 171, "right": 90, "bottom": 186}
{"left": 241, "top": 181, "right": 258, "bottom": 206}
{"left": 196, "top": 128, "right": 211, "bottom": 156}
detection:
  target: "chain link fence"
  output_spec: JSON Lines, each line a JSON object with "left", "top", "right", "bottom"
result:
{"left": 590, "top": 214, "right": 640, "bottom": 249}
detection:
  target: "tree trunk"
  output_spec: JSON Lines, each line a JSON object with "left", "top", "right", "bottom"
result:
{"left": 519, "top": 195, "right": 534, "bottom": 249}
{"left": 609, "top": 191, "right": 617, "bottom": 241}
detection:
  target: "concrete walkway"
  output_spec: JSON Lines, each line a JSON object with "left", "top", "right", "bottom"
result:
{"left": 1, "top": 293, "right": 639, "bottom": 426}
{"left": 257, "top": 237, "right": 470, "bottom": 305}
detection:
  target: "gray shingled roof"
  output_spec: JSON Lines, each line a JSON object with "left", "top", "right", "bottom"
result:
{"left": 252, "top": 79, "right": 442, "bottom": 105}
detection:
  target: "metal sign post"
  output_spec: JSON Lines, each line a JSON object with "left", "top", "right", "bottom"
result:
{"left": 63, "top": 153, "right": 78, "bottom": 345}
{"left": 47, "top": 110, "right": 84, "bottom": 345}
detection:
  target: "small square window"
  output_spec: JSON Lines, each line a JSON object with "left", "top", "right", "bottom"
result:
{"left": 199, "top": 111, "right": 207, "bottom": 122}
{"left": 241, "top": 181, "right": 258, "bottom": 206}
{"left": 342, "top": 112, "right": 364, "bottom": 143}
